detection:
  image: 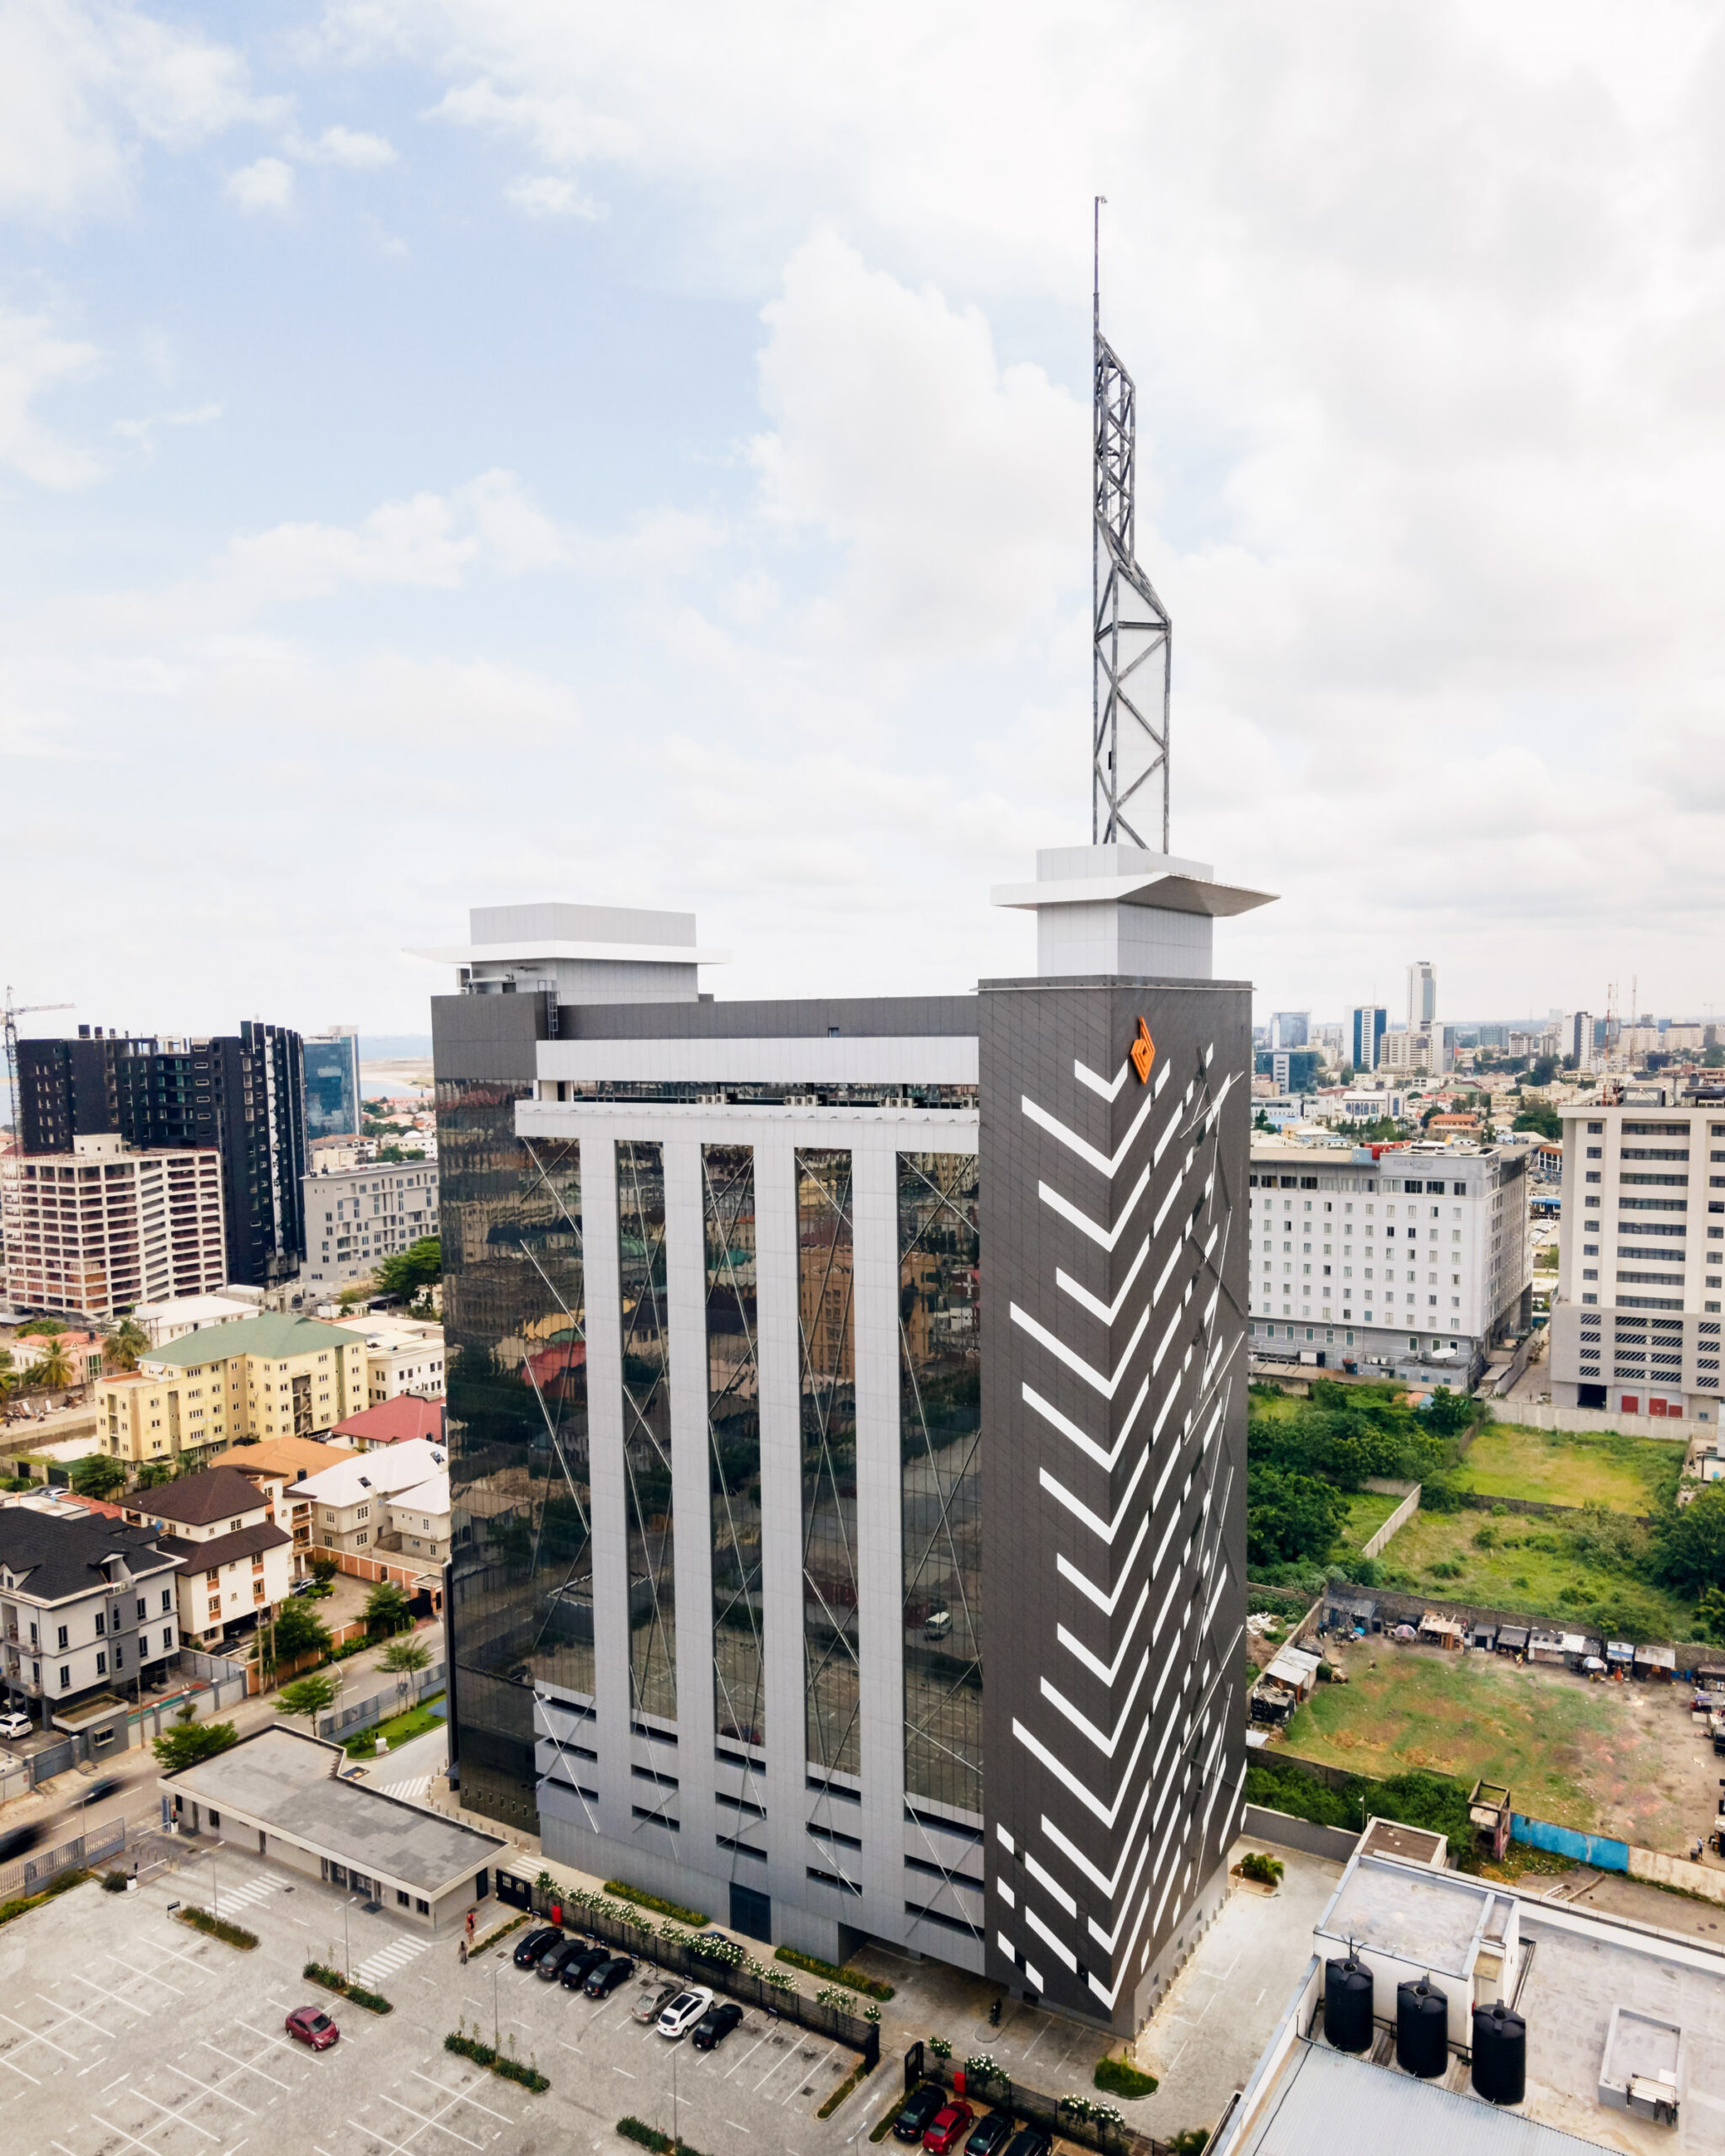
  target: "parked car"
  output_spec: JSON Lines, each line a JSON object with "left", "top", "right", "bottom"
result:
{"left": 558, "top": 1945, "right": 613, "bottom": 1992}
{"left": 284, "top": 2005, "right": 339, "bottom": 2052}
{"left": 537, "top": 1935, "right": 587, "bottom": 1983}
{"left": 1001, "top": 2132, "right": 1052, "bottom": 2156}
{"left": 691, "top": 2000, "right": 744, "bottom": 2051}
{"left": 0, "top": 1711, "right": 32, "bottom": 1742}
{"left": 656, "top": 1986, "right": 715, "bottom": 2040}
{"left": 964, "top": 2116, "right": 1015, "bottom": 2156}
{"left": 633, "top": 1979, "right": 680, "bottom": 2025}
{"left": 895, "top": 2087, "right": 948, "bottom": 2143}
{"left": 923, "top": 2102, "right": 974, "bottom": 2153}
{"left": 512, "top": 1926, "right": 563, "bottom": 1969}
{"left": 585, "top": 1955, "right": 637, "bottom": 1999}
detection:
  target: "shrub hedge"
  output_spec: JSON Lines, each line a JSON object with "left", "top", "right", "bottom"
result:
{"left": 773, "top": 1944, "right": 895, "bottom": 2001}
{"left": 175, "top": 1905, "right": 258, "bottom": 1950}
{"left": 603, "top": 1879, "right": 709, "bottom": 1927}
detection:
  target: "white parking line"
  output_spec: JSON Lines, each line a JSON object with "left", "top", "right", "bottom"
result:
{"left": 204, "top": 2036, "right": 294, "bottom": 2088}
{"left": 104, "top": 1954, "right": 186, "bottom": 1998}
{"left": 406, "top": 2068, "right": 511, "bottom": 2125}
{"left": 131, "top": 2087, "right": 222, "bottom": 2139}
{"left": 752, "top": 2036, "right": 798, "bottom": 2094}
{"left": 168, "top": 2069, "right": 254, "bottom": 2116}
{"left": 88, "top": 2116, "right": 167, "bottom": 2156}
{"left": 2, "top": 2055, "right": 42, "bottom": 2085}
{"left": 784, "top": 2041, "right": 839, "bottom": 2105}
{"left": 35, "top": 1993, "right": 109, "bottom": 2038}
{"left": 0, "top": 2007, "right": 78, "bottom": 2062}
{"left": 724, "top": 2031, "right": 769, "bottom": 2079}
{"left": 375, "top": 2092, "right": 482, "bottom": 2149}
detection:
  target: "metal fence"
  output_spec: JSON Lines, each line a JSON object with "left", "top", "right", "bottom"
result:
{"left": 0, "top": 1816, "right": 128, "bottom": 1897}
{"left": 317, "top": 1665, "right": 447, "bottom": 1741}
{"left": 904, "top": 2040, "right": 1161, "bottom": 2156}
{"left": 505, "top": 1875, "right": 879, "bottom": 2068}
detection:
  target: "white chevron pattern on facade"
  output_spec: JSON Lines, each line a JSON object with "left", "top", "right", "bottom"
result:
{"left": 998, "top": 1015, "right": 1248, "bottom": 2029}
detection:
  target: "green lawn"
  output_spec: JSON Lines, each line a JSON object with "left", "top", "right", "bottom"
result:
{"left": 1336, "top": 1491, "right": 1402, "bottom": 1553}
{"left": 1282, "top": 1646, "right": 1677, "bottom": 1840}
{"left": 343, "top": 1692, "right": 446, "bottom": 1757}
{"left": 1376, "top": 1510, "right": 1693, "bottom": 1638}
{"left": 1454, "top": 1423, "right": 1684, "bottom": 1513}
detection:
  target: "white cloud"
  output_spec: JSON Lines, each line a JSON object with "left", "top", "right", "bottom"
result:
{"left": 0, "top": 306, "right": 103, "bottom": 486}
{"left": 226, "top": 156, "right": 294, "bottom": 213}
{"left": 296, "top": 123, "right": 397, "bottom": 168}
{"left": 112, "top": 401, "right": 222, "bottom": 455}
{"left": 0, "top": 0, "right": 266, "bottom": 225}
{"left": 504, "top": 173, "right": 602, "bottom": 219}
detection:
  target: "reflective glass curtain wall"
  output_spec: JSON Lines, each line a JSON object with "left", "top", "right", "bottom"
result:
{"left": 617, "top": 1140, "right": 676, "bottom": 1723}
{"left": 798, "top": 1150, "right": 860, "bottom": 1779}
{"left": 439, "top": 1091, "right": 590, "bottom": 1832}
{"left": 704, "top": 1146, "right": 763, "bottom": 1748}
{"left": 899, "top": 1153, "right": 983, "bottom": 1817}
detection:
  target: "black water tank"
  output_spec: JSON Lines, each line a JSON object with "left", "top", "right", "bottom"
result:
{"left": 1396, "top": 1977, "right": 1448, "bottom": 2079}
{"left": 1323, "top": 1956, "right": 1374, "bottom": 2053}
{"left": 1471, "top": 2001, "right": 1526, "bottom": 2105}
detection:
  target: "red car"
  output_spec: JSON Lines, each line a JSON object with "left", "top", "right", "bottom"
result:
{"left": 924, "top": 2102, "right": 974, "bottom": 2153}
{"left": 285, "top": 2005, "right": 339, "bottom": 2052}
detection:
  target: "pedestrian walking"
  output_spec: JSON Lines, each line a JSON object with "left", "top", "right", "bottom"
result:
{"left": 459, "top": 1937, "right": 468, "bottom": 1966}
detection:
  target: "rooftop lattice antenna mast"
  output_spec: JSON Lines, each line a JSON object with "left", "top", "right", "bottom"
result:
{"left": 1092, "top": 197, "right": 1172, "bottom": 851}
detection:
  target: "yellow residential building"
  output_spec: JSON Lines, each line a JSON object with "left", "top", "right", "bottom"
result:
{"left": 96, "top": 1314, "right": 369, "bottom": 1470}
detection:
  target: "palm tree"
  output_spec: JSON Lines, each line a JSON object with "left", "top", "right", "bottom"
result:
{"left": 103, "top": 1318, "right": 148, "bottom": 1374}
{"left": 33, "top": 1338, "right": 75, "bottom": 1392}
{"left": 0, "top": 1350, "right": 13, "bottom": 1408}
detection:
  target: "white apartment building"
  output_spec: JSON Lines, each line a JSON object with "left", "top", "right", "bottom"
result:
{"left": 0, "top": 1506, "right": 183, "bottom": 1726}
{"left": 329, "top": 1315, "right": 446, "bottom": 1403}
{"left": 1551, "top": 1096, "right": 1725, "bottom": 1422}
{"left": 0, "top": 1134, "right": 227, "bottom": 1324}
{"left": 133, "top": 1289, "right": 261, "bottom": 1348}
{"left": 301, "top": 1161, "right": 440, "bottom": 1290}
{"left": 293, "top": 1435, "right": 448, "bottom": 1559}
{"left": 1248, "top": 1139, "right": 1532, "bottom": 1386}
{"left": 120, "top": 1464, "right": 296, "bottom": 1648}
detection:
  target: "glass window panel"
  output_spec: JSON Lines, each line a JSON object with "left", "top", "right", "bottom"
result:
{"left": 899, "top": 1153, "right": 982, "bottom": 1816}
{"left": 704, "top": 1145, "right": 762, "bottom": 1748}
{"left": 798, "top": 1149, "right": 859, "bottom": 1778}
{"left": 618, "top": 1139, "right": 675, "bottom": 1721}
{"left": 439, "top": 1090, "right": 587, "bottom": 1833}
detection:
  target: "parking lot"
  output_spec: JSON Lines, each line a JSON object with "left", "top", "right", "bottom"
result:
{"left": 0, "top": 1846, "right": 889, "bottom": 2156}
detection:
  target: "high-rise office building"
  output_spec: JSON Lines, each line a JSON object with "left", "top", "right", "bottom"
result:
{"left": 1269, "top": 1011, "right": 1308, "bottom": 1050}
{"left": 1351, "top": 1006, "right": 1387, "bottom": 1072}
{"left": 16, "top": 1020, "right": 307, "bottom": 1288}
{"left": 425, "top": 845, "right": 1268, "bottom": 2036}
{"left": 302, "top": 1029, "right": 361, "bottom": 1141}
{"left": 1407, "top": 961, "right": 1436, "bottom": 1031}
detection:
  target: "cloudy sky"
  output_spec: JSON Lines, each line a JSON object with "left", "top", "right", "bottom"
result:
{"left": 5, "top": 1, "right": 1725, "bottom": 1050}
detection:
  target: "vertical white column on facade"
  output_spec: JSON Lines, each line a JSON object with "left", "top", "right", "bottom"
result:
{"left": 753, "top": 1129, "right": 805, "bottom": 1919}
{"left": 663, "top": 1137, "right": 715, "bottom": 1851}
{"left": 580, "top": 1136, "right": 633, "bottom": 1828}
{"left": 851, "top": 1135, "right": 904, "bottom": 1925}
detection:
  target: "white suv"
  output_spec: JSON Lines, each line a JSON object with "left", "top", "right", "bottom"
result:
{"left": 0, "top": 1711, "right": 31, "bottom": 1742}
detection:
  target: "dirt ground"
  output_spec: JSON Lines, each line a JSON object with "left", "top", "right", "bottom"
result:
{"left": 1283, "top": 1637, "right": 1724, "bottom": 1856}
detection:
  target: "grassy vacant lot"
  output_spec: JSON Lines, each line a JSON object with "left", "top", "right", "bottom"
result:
{"left": 1337, "top": 1490, "right": 1402, "bottom": 1552}
{"left": 1454, "top": 1423, "right": 1684, "bottom": 1513}
{"left": 1283, "top": 1644, "right": 1700, "bottom": 1850}
{"left": 1376, "top": 1509, "right": 1693, "bottom": 1638}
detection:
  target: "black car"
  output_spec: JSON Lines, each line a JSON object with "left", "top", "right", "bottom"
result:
{"left": 894, "top": 2086, "right": 948, "bottom": 2143}
{"left": 1001, "top": 2132, "right": 1052, "bottom": 2156}
{"left": 585, "top": 1954, "right": 636, "bottom": 1999}
{"left": 690, "top": 2000, "right": 744, "bottom": 2050}
{"left": 964, "top": 2116, "right": 1016, "bottom": 2156}
{"left": 537, "top": 1935, "right": 587, "bottom": 1982}
{"left": 512, "top": 1927, "right": 563, "bottom": 1969}
{"left": 559, "top": 1945, "right": 613, "bottom": 1991}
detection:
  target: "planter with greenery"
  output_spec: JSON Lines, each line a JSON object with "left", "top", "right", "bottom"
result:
{"left": 0, "top": 1868, "right": 90, "bottom": 1930}
{"left": 1236, "top": 1851, "right": 1284, "bottom": 1890}
{"left": 443, "top": 2029, "right": 547, "bottom": 2092}
{"left": 303, "top": 1962, "right": 393, "bottom": 2012}
{"left": 603, "top": 1878, "right": 709, "bottom": 1926}
{"left": 175, "top": 1906, "right": 258, "bottom": 1949}
{"left": 774, "top": 1944, "right": 895, "bottom": 2000}
{"left": 1094, "top": 2054, "right": 1158, "bottom": 2100}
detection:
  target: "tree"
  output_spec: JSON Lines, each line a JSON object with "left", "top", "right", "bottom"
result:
{"left": 102, "top": 1317, "right": 149, "bottom": 1374}
{"left": 15, "top": 1318, "right": 67, "bottom": 1337}
{"left": 375, "top": 1236, "right": 441, "bottom": 1303}
{"left": 364, "top": 1580, "right": 414, "bottom": 1636}
{"left": 380, "top": 1634, "right": 431, "bottom": 1705}
{"left": 1653, "top": 1482, "right": 1725, "bottom": 1597}
{"left": 276, "top": 1674, "right": 340, "bottom": 1720}
{"left": 1695, "top": 1584, "right": 1725, "bottom": 1646}
{"left": 0, "top": 1349, "right": 12, "bottom": 1407}
{"left": 1247, "top": 1465, "right": 1348, "bottom": 1566}
{"left": 269, "top": 1599, "right": 333, "bottom": 1664}
{"left": 136, "top": 1460, "right": 174, "bottom": 1489}
{"left": 33, "top": 1337, "right": 77, "bottom": 1391}
{"left": 1512, "top": 1101, "right": 1562, "bottom": 1141}
{"left": 152, "top": 1706, "right": 238, "bottom": 1773}
{"left": 70, "top": 1453, "right": 127, "bottom": 1500}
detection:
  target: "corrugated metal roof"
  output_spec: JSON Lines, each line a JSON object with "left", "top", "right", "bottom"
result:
{"left": 1233, "top": 2042, "right": 1609, "bottom": 2156}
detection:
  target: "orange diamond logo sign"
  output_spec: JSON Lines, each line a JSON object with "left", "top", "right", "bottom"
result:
{"left": 1130, "top": 1017, "right": 1156, "bottom": 1085}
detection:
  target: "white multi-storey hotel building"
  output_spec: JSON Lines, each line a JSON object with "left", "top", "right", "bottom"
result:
{"left": 421, "top": 845, "right": 1271, "bottom": 2036}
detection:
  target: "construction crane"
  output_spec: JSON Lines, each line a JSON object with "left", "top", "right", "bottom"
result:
{"left": 3, "top": 988, "right": 74, "bottom": 1145}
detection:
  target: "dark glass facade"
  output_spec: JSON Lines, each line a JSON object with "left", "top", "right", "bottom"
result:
{"left": 899, "top": 1153, "right": 982, "bottom": 1817}
{"left": 440, "top": 1086, "right": 587, "bottom": 1833}
{"left": 798, "top": 1149, "right": 860, "bottom": 1780}
{"left": 302, "top": 1034, "right": 360, "bottom": 1140}
{"left": 617, "top": 1140, "right": 675, "bottom": 1723}
{"left": 704, "top": 1145, "right": 762, "bottom": 1748}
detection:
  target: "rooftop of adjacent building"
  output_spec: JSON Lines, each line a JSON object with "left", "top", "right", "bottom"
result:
{"left": 120, "top": 1464, "right": 267, "bottom": 1529}
{"left": 209, "top": 1434, "right": 354, "bottom": 1478}
{"left": 0, "top": 1505, "right": 180, "bottom": 1598}
{"left": 291, "top": 1433, "right": 446, "bottom": 1506}
{"left": 330, "top": 1396, "right": 444, "bottom": 1448}
{"left": 140, "top": 1312, "right": 362, "bottom": 1369}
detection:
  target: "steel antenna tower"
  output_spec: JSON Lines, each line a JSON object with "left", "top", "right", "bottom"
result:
{"left": 1092, "top": 198, "right": 1172, "bottom": 851}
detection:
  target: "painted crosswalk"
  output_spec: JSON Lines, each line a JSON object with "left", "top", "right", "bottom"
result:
{"left": 378, "top": 1773, "right": 431, "bottom": 1802}
{"left": 195, "top": 1872, "right": 286, "bottom": 1914}
{"left": 353, "top": 1931, "right": 432, "bottom": 1988}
